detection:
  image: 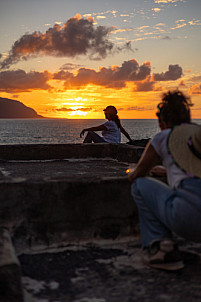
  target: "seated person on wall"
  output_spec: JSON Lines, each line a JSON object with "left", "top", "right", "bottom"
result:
{"left": 80, "top": 105, "right": 133, "bottom": 143}
{"left": 128, "top": 90, "right": 201, "bottom": 271}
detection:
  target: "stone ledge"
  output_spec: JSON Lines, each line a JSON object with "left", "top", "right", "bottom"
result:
{"left": 0, "top": 143, "right": 143, "bottom": 163}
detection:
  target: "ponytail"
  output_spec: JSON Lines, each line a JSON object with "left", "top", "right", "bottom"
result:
{"left": 111, "top": 114, "right": 121, "bottom": 128}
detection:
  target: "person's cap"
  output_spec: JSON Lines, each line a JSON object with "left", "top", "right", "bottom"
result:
{"left": 103, "top": 106, "right": 117, "bottom": 114}
{"left": 168, "top": 123, "right": 201, "bottom": 177}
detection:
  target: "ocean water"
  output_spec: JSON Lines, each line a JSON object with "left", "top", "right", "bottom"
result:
{"left": 0, "top": 119, "right": 200, "bottom": 145}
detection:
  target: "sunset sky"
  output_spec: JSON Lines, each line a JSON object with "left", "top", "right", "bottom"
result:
{"left": 0, "top": 0, "right": 201, "bottom": 119}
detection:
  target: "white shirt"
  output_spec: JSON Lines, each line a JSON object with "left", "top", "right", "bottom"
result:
{"left": 102, "top": 120, "right": 121, "bottom": 143}
{"left": 151, "top": 129, "right": 189, "bottom": 188}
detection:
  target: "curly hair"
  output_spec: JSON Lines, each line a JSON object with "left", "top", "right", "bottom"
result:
{"left": 156, "top": 90, "right": 193, "bottom": 127}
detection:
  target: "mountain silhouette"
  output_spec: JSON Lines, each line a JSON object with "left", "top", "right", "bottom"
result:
{"left": 0, "top": 97, "right": 44, "bottom": 118}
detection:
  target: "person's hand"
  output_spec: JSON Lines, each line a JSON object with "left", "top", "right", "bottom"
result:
{"left": 126, "top": 139, "right": 135, "bottom": 145}
{"left": 126, "top": 164, "right": 136, "bottom": 182}
{"left": 149, "top": 165, "right": 166, "bottom": 176}
{"left": 80, "top": 129, "right": 86, "bottom": 138}
{"left": 128, "top": 171, "right": 135, "bottom": 183}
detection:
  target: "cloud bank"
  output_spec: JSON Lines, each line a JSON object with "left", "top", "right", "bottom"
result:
{"left": 54, "top": 60, "right": 182, "bottom": 90}
{"left": 0, "top": 60, "right": 183, "bottom": 93}
{"left": 55, "top": 107, "right": 92, "bottom": 112}
{"left": 0, "top": 69, "right": 51, "bottom": 92}
{"left": 54, "top": 59, "right": 152, "bottom": 89}
{"left": 0, "top": 15, "right": 131, "bottom": 69}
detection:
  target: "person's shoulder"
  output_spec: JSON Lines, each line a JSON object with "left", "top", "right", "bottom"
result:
{"left": 104, "top": 120, "right": 115, "bottom": 127}
{"left": 106, "top": 120, "right": 115, "bottom": 124}
{"left": 154, "top": 128, "right": 171, "bottom": 139}
{"left": 151, "top": 129, "right": 171, "bottom": 144}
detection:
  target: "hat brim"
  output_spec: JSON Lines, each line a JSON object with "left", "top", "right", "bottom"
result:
{"left": 168, "top": 123, "right": 201, "bottom": 178}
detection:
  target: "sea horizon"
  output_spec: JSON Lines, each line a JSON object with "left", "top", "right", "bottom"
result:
{"left": 0, "top": 118, "right": 200, "bottom": 145}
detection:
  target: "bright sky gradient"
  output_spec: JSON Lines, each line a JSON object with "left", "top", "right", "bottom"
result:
{"left": 0, "top": 0, "right": 201, "bottom": 118}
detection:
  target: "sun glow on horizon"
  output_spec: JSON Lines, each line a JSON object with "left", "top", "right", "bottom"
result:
{"left": 2, "top": 82, "right": 201, "bottom": 119}
{"left": 69, "top": 110, "right": 88, "bottom": 117}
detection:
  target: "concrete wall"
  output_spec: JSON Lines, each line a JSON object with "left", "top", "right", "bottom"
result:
{"left": 0, "top": 143, "right": 143, "bottom": 162}
{"left": 0, "top": 178, "right": 137, "bottom": 252}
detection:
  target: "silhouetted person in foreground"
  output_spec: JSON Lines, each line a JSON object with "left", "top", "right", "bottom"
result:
{"left": 80, "top": 105, "right": 133, "bottom": 143}
{"left": 128, "top": 90, "right": 201, "bottom": 271}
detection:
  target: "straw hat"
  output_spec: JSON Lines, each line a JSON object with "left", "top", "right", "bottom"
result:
{"left": 168, "top": 123, "right": 201, "bottom": 178}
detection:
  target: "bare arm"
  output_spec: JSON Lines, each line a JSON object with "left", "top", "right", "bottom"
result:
{"left": 80, "top": 124, "right": 107, "bottom": 138}
{"left": 128, "top": 142, "right": 160, "bottom": 183}
{"left": 120, "top": 125, "right": 132, "bottom": 142}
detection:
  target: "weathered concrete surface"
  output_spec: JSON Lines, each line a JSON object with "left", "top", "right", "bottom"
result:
{"left": 0, "top": 228, "right": 23, "bottom": 302}
{"left": 19, "top": 238, "right": 201, "bottom": 302}
{"left": 0, "top": 158, "right": 140, "bottom": 252}
{"left": 0, "top": 144, "right": 144, "bottom": 302}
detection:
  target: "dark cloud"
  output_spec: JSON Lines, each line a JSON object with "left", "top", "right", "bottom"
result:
{"left": 0, "top": 69, "right": 51, "bottom": 92}
{"left": 0, "top": 60, "right": 184, "bottom": 93}
{"left": 126, "top": 106, "right": 153, "bottom": 111}
{"left": 78, "top": 107, "right": 93, "bottom": 112}
{"left": 153, "top": 64, "right": 183, "bottom": 81}
{"left": 134, "top": 76, "right": 156, "bottom": 92}
{"left": 53, "top": 70, "right": 73, "bottom": 81}
{"left": 0, "top": 15, "right": 132, "bottom": 69}
{"left": 60, "top": 63, "right": 83, "bottom": 71}
{"left": 118, "top": 105, "right": 154, "bottom": 111}
{"left": 53, "top": 59, "right": 151, "bottom": 89}
{"left": 55, "top": 107, "right": 74, "bottom": 112}
{"left": 179, "top": 80, "right": 186, "bottom": 87}
{"left": 116, "top": 41, "right": 133, "bottom": 53}
{"left": 55, "top": 107, "right": 92, "bottom": 112}
{"left": 161, "top": 36, "right": 171, "bottom": 40}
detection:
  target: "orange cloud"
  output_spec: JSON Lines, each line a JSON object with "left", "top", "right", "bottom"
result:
{"left": 188, "top": 84, "right": 201, "bottom": 95}
{"left": 179, "top": 80, "right": 186, "bottom": 87}
{"left": 0, "top": 60, "right": 184, "bottom": 93}
{"left": 55, "top": 107, "right": 93, "bottom": 112}
{"left": 54, "top": 59, "right": 152, "bottom": 89}
{"left": 189, "top": 75, "right": 201, "bottom": 82}
{"left": 54, "top": 60, "right": 183, "bottom": 91}
{"left": 134, "top": 76, "right": 156, "bottom": 92}
{"left": 0, "top": 15, "right": 131, "bottom": 69}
